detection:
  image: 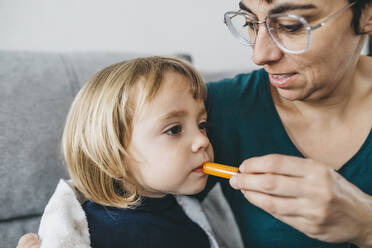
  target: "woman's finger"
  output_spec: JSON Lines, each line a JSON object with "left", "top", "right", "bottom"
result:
{"left": 239, "top": 154, "right": 311, "bottom": 177}
{"left": 241, "top": 190, "right": 308, "bottom": 216}
{"left": 230, "top": 173, "right": 306, "bottom": 197}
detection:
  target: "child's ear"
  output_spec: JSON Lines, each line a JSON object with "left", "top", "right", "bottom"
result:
{"left": 360, "top": 3, "right": 372, "bottom": 34}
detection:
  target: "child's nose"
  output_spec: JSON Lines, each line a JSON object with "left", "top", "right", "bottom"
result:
{"left": 191, "top": 131, "right": 211, "bottom": 153}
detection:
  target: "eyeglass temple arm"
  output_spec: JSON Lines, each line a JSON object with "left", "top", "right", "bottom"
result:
{"left": 310, "top": 1, "right": 357, "bottom": 31}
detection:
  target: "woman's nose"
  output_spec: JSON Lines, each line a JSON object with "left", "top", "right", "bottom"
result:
{"left": 252, "top": 25, "right": 283, "bottom": 66}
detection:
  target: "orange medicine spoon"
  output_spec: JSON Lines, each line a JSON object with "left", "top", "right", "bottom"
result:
{"left": 202, "top": 162, "right": 239, "bottom": 179}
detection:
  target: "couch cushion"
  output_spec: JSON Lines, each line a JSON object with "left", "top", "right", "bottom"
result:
{"left": 0, "top": 51, "right": 73, "bottom": 221}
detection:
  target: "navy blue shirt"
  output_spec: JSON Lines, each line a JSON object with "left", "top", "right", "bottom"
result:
{"left": 83, "top": 194, "right": 210, "bottom": 248}
{"left": 203, "top": 69, "right": 372, "bottom": 248}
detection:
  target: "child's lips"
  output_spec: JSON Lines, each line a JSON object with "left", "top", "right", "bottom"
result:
{"left": 192, "top": 165, "right": 204, "bottom": 173}
{"left": 192, "top": 161, "right": 210, "bottom": 173}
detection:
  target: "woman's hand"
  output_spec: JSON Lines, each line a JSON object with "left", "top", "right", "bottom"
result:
{"left": 16, "top": 233, "right": 40, "bottom": 248}
{"left": 229, "top": 154, "right": 372, "bottom": 247}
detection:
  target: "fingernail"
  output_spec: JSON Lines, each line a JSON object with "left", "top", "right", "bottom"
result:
{"left": 230, "top": 176, "right": 237, "bottom": 188}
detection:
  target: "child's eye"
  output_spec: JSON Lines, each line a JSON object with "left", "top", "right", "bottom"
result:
{"left": 199, "top": 121, "right": 208, "bottom": 132}
{"left": 166, "top": 125, "right": 182, "bottom": 136}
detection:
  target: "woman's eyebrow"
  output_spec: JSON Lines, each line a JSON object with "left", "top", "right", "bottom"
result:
{"left": 239, "top": 2, "right": 254, "bottom": 15}
{"left": 269, "top": 4, "right": 316, "bottom": 15}
{"left": 238, "top": 2, "right": 316, "bottom": 15}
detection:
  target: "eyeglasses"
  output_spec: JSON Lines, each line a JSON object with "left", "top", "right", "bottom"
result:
{"left": 224, "top": 1, "right": 356, "bottom": 54}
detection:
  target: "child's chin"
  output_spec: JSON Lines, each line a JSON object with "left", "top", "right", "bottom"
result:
{"left": 184, "top": 178, "right": 208, "bottom": 195}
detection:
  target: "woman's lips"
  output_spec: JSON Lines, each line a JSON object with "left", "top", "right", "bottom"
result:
{"left": 269, "top": 73, "right": 297, "bottom": 88}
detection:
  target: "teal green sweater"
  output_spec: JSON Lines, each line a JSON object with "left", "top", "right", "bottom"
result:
{"left": 204, "top": 69, "right": 371, "bottom": 248}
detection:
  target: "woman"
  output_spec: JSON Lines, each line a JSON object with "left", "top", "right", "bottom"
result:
{"left": 204, "top": 0, "right": 372, "bottom": 247}
{"left": 18, "top": 0, "right": 372, "bottom": 247}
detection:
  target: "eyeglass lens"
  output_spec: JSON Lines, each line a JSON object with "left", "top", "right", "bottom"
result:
{"left": 228, "top": 13, "right": 309, "bottom": 52}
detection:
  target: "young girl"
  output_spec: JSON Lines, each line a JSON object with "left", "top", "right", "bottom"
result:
{"left": 37, "top": 56, "right": 218, "bottom": 248}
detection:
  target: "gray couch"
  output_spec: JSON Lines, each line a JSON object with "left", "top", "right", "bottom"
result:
{"left": 0, "top": 50, "right": 243, "bottom": 248}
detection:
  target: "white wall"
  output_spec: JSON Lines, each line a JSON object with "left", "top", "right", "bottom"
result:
{"left": 0, "top": 0, "right": 258, "bottom": 72}
{"left": 0, "top": 0, "right": 368, "bottom": 72}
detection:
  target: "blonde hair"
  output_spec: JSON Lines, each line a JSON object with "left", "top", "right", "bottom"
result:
{"left": 62, "top": 56, "right": 206, "bottom": 208}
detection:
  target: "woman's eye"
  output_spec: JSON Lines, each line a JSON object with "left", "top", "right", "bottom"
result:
{"left": 243, "top": 21, "right": 255, "bottom": 30}
{"left": 279, "top": 23, "right": 304, "bottom": 33}
{"left": 166, "top": 125, "right": 182, "bottom": 136}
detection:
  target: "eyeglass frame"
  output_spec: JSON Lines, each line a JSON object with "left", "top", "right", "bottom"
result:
{"left": 224, "top": 1, "right": 357, "bottom": 54}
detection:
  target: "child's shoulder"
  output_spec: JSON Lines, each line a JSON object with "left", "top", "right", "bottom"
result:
{"left": 83, "top": 196, "right": 217, "bottom": 248}
{"left": 82, "top": 200, "right": 140, "bottom": 226}
{"left": 38, "top": 179, "right": 90, "bottom": 247}
{"left": 81, "top": 196, "right": 182, "bottom": 238}
{"left": 82, "top": 200, "right": 152, "bottom": 247}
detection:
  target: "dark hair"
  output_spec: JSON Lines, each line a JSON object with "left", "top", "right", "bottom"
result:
{"left": 349, "top": 0, "right": 372, "bottom": 34}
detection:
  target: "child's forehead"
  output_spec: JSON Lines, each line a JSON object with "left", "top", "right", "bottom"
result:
{"left": 141, "top": 82, "right": 201, "bottom": 106}
{"left": 134, "top": 94, "right": 206, "bottom": 125}
{"left": 161, "top": 72, "right": 194, "bottom": 93}
{"left": 136, "top": 71, "right": 198, "bottom": 101}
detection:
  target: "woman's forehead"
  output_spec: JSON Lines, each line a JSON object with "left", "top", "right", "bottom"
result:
{"left": 239, "top": 0, "right": 340, "bottom": 8}
{"left": 241, "top": 0, "right": 321, "bottom": 4}
{"left": 239, "top": 0, "right": 341, "bottom": 14}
